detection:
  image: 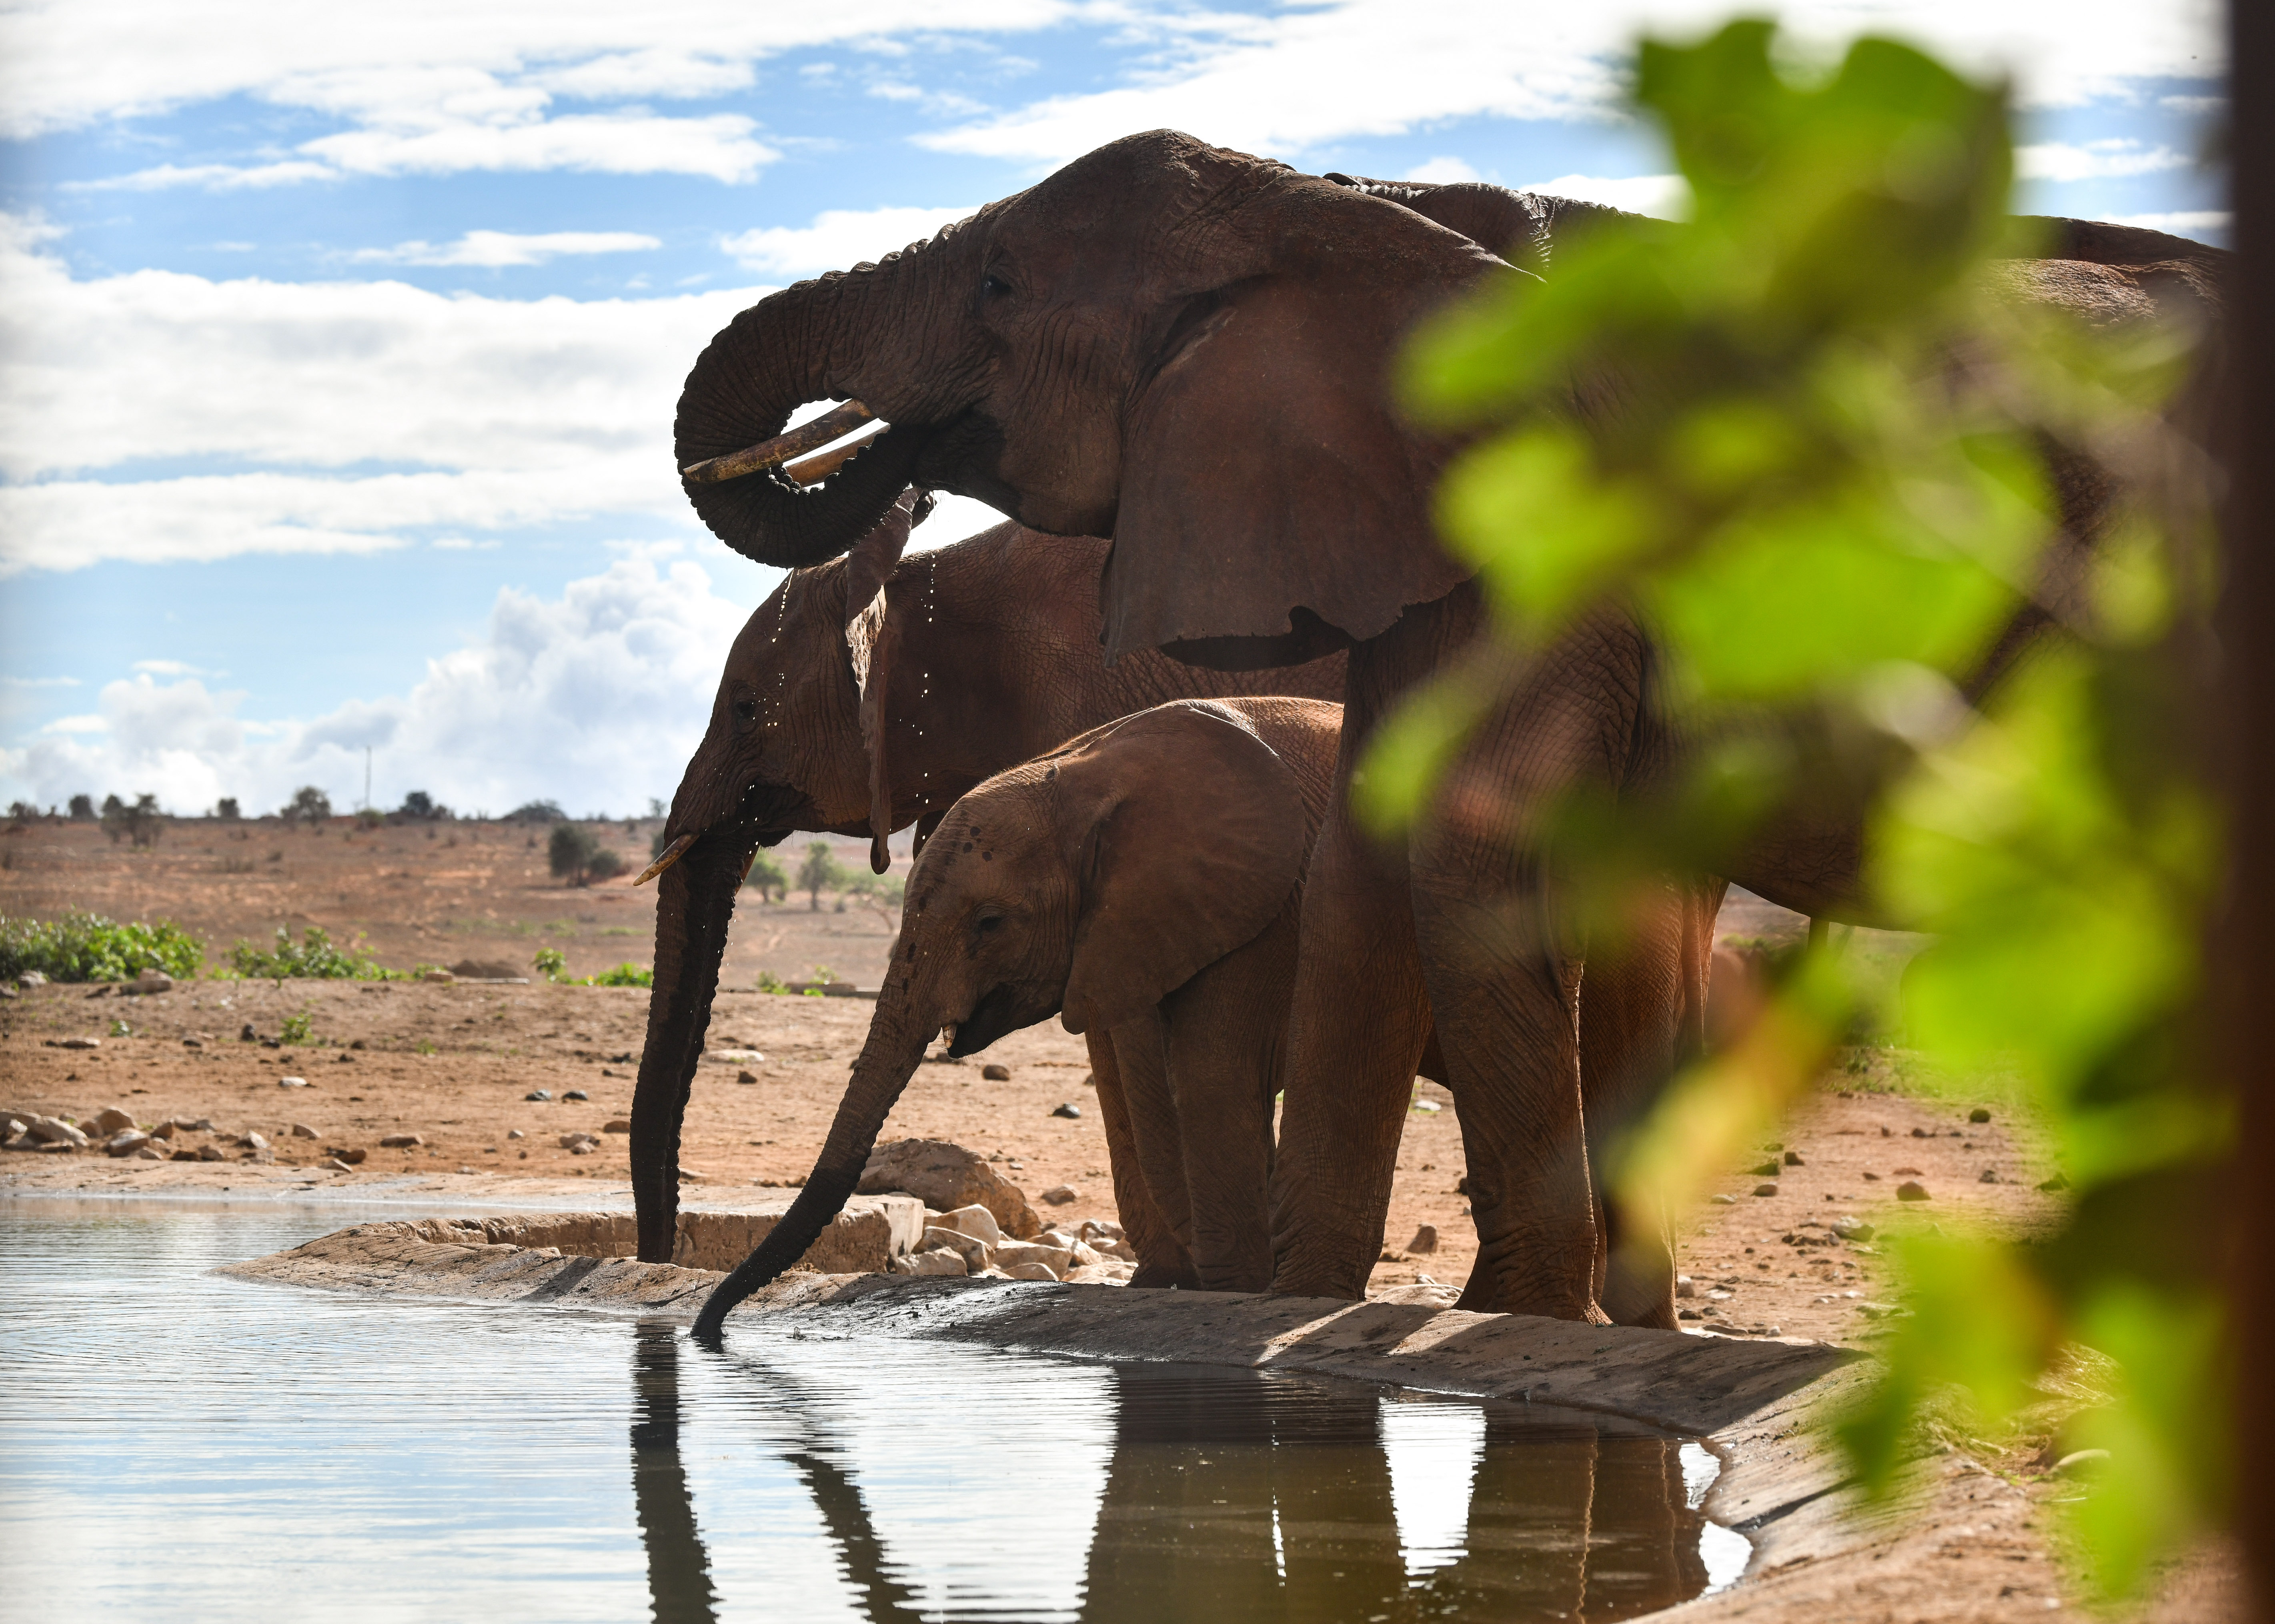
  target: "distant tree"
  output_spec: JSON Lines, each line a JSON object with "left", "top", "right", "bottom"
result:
{"left": 397, "top": 790, "right": 449, "bottom": 821}
{"left": 505, "top": 799, "right": 567, "bottom": 824}
{"left": 585, "top": 847, "right": 625, "bottom": 882}
{"left": 103, "top": 793, "right": 164, "bottom": 847}
{"left": 67, "top": 794, "right": 94, "bottom": 821}
{"left": 281, "top": 786, "right": 332, "bottom": 827}
{"left": 796, "top": 841, "right": 843, "bottom": 911}
{"left": 744, "top": 848, "right": 789, "bottom": 902}
{"left": 549, "top": 822, "right": 600, "bottom": 886}
{"left": 647, "top": 797, "right": 667, "bottom": 819}
{"left": 7, "top": 801, "right": 36, "bottom": 823}
{"left": 215, "top": 797, "right": 241, "bottom": 821}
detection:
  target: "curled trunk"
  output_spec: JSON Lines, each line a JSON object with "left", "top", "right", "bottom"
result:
{"left": 630, "top": 833, "right": 750, "bottom": 1263}
{"left": 693, "top": 1002, "right": 931, "bottom": 1342}
{"left": 675, "top": 264, "right": 927, "bottom": 569}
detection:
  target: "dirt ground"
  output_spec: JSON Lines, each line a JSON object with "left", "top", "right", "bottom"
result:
{"left": 0, "top": 815, "right": 909, "bottom": 989}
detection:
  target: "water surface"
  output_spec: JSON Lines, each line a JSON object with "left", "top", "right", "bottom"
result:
{"left": 0, "top": 1202, "right": 1747, "bottom": 1620}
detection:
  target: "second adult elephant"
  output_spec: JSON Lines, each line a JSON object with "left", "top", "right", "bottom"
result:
{"left": 693, "top": 698, "right": 1342, "bottom": 1339}
{"left": 630, "top": 499, "right": 1344, "bottom": 1264}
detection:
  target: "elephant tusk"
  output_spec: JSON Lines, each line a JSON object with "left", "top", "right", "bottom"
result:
{"left": 636, "top": 834, "right": 697, "bottom": 886}
{"left": 939, "top": 1022, "right": 957, "bottom": 1049}
{"left": 785, "top": 422, "right": 887, "bottom": 486}
{"left": 680, "top": 400, "right": 875, "bottom": 485}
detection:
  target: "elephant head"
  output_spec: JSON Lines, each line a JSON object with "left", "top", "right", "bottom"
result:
{"left": 691, "top": 700, "right": 1309, "bottom": 1340}
{"left": 675, "top": 130, "right": 1514, "bottom": 672}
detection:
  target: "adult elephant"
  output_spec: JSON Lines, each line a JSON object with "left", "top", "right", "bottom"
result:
{"left": 671, "top": 130, "right": 2220, "bottom": 1320}
{"left": 629, "top": 493, "right": 1342, "bottom": 1265}
{"left": 693, "top": 697, "right": 1343, "bottom": 1336}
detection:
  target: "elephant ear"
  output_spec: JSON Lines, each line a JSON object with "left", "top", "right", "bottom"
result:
{"left": 1102, "top": 178, "right": 1510, "bottom": 667}
{"left": 844, "top": 491, "right": 933, "bottom": 873}
{"left": 1057, "top": 702, "right": 1308, "bottom": 1035}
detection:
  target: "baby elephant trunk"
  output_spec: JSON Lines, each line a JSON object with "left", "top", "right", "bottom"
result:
{"left": 691, "top": 1004, "right": 930, "bottom": 1342}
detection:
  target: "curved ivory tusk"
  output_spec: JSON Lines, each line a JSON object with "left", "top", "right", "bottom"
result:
{"left": 785, "top": 421, "right": 887, "bottom": 486}
{"left": 635, "top": 833, "right": 697, "bottom": 886}
{"left": 680, "top": 400, "right": 875, "bottom": 485}
{"left": 939, "top": 1022, "right": 957, "bottom": 1049}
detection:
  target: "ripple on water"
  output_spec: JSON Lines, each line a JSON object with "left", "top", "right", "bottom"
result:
{"left": 0, "top": 1203, "right": 1746, "bottom": 1621}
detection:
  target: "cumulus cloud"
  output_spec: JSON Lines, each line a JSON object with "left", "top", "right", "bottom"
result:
{"left": 0, "top": 214, "right": 765, "bottom": 573}
{"left": 1403, "top": 156, "right": 1483, "bottom": 184}
{"left": 346, "top": 229, "right": 662, "bottom": 267}
{"left": 2015, "top": 140, "right": 2193, "bottom": 183}
{"left": 718, "top": 203, "right": 980, "bottom": 279}
{"left": 1522, "top": 171, "right": 1689, "bottom": 218}
{"left": 0, "top": 556, "right": 750, "bottom": 816}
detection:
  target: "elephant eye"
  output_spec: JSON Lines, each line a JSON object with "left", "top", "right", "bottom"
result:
{"left": 973, "top": 908, "right": 1006, "bottom": 933}
{"left": 731, "top": 697, "right": 757, "bottom": 726}
{"left": 980, "top": 271, "right": 1012, "bottom": 300}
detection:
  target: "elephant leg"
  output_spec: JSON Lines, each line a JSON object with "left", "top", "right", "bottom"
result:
{"left": 1267, "top": 757, "right": 1435, "bottom": 1301}
{"left": 1098, "top": 1017, "right": 1202, "bottom": 1289}
{"left": 1160, "top": 900, "right": 1300, "bottom": 1292}
{"left": 1580, "top": 877, "right": 1725, "bottom": 1329}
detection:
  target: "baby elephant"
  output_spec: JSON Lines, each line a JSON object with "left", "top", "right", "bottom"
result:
{"left": 694, "top": 697, "right": 1340, "bottom": 1339}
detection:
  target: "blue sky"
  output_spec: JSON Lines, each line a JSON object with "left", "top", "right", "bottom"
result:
{"left": 0, "top": 0, "right": 2227, "bottom": 817}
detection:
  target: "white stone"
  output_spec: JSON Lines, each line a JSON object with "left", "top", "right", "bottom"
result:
{"left": 278, "top": 1076, "right": 309, "bottom": 1089}
{"left": 91, "top": 1106, "right": 137, "bottom": 1135}
{"left": 893, "top": 1247, "right": 969, "bottom": 1277}
{"left": 289, "top": 1123, "right": 318, "bottom": 1139}
{"left": 931, "top": 1203, "right": 1004, "bottom": 1249}
{"left": 241, "top": 1131, "right": 269, "bottom": 1151}
{"left": 921, "top": 1226, "right": 991, "bottom": 1271}
{"left": 999, "top": 1260, "right": 1059, "bottom": 1282}
{"left": 106, "top": 1129, "right": 153, "bottom": 1157}
{"left": 28, "top": 1115, "right": 88, "bottom": 1147}
{"left": 994, "top": 1241, "right": 1074, "bottom": 1277}
{"left": 1063, "top": 1260, "right": 1135, "bottom": 1285}
{"left": 1040, "top": 1183, "right": 1079, "bottom": 1205}
{"left": 1035, "top": 1227, "right": 1081, "bottom": 1250}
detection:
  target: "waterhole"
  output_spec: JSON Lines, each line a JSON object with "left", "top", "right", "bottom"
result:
{"left": 2, "top": 1203, "right": 1746, "bottom": 1620}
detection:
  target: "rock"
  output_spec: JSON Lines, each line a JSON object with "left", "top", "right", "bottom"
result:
{"left": 349, "top": 1039, "right": 366, "bottom": 1050}
{"left": 703, "top": 1048, "right": 765, "bottom": 1066}
{"left": 1678, "top": 1308, "right": 1702, "bottom": 1321}
{"left": 525, "top": 1090, "right": 552, "bottom": 1102}
{"left": 425, "top": 970, "right": 455, "bottom": 983}
{"left": 1051, "top": 1102, "right": 1081, "bottom": 1119}
{"left": 1000, "top": 1260, "right": 1060, "bottom": 1282}
{"left": 994, "top": 1240, "right": 1074, "bottom": 1277}
{"left": 736, "top": 1070, "right": 759, "bottom": 1086}
{"left": 241, "top": 1023, "right": 258, "bottom": 1041}
{"left": 325, "top": 1158, "right": 357, "bottom": 1173}
{"left": 1748, "top": 1160, "right": 1780, "bottom": 1177}
{"left": 125, "top": 969, "right": 174, "bottom": 996}
{"left": 180, "top": 1037, "right": 204, "bottom": 1049}
{"left": 1783, "top": 1150, "right": 1804, "bottom": 1166}
{"left": 28, "top": 1115, "right": 89, "bottom": 1147}
{"left": 921, "top": 1226, "right": 992, "bottom": 1270}
{"left": 891, "top": 1248, "right": 969, "bottom": 1277}
{"left": 106, "top": 1130, "right": 153, "bottom": 1156}
{"left": 2037, "top": 1172, "right": 2071, "bottom": 1192}
{"left": 380, "top": 1133, "right": 423, "bottom": 1148}
{"left": 1897, "top": 1181, "right": 1931, "bottom": 1201}
{"left": 328, "top": 1147, "right": 368, "bottom": 1165}
{"left": 1675, "top": 1275, "right": 1696, "bottom": 1298}
{"left": 1068, "top": 1240, "right": 1103, "bottom": 1268}
{"left": 52, "top": 1036, "right": 100, "bottom": 1050}
{"left": 1862, "top": 1170, "right": 1881, "bottom": 1181}
{"left": 1077, "top": 1219, "right": 1123, "bottom": 1242}
{"left": 658, "top": 1197, "right": 924, "bottom": 1273}
{"left": 1979, "top": 1167, "right": 2000, "bottom": 1183}
{"left": 278, "top": 1076, "right": 308, "bottom": 1089}
{"left": 1969, "top": 1107, "right": 1992, "bottom": 1123}
{"left": 1710, "top": 1193, "right": 1738, "bottom": 1205}
{"left": 244, "top": 1145, "right": 275, "bottom": 1164}
{"left": 241, "top": 1131, "right": 269, "bottom": 1151}
{"left": 174, "top": 1116, "right": 213, "bottom": 1131}
{"left": 289, "top": 1123, "right": 318, "bottom": 1139}
{"left": 1911, "top": 1126, "right": 1929, "bottom": 1138}
{"left": 933, "top": 1204, "right": 1006, "bottom": 1249}
{"left": 1064, "top": 1261, "right": 1135, "bottom": 1285}
{"left": 1752, "top": 1183, "right": 1779, "bottom": 1197}
{"left": 1830, "top": 1215, "right": 1876, "bottom": 1241}
{"left": 92, "top": 1106, "right": 137, "bottom": 1135}
{"left": 131, "top": 1145, "right": 164, "bottom": 1161}
{"left": 979, "top": 1062, "right": 1013, "bottom": 1081}
{"left": 859, "top": 1139, "right": 1042, "bottom": 1239}
{"left": 563, "top": 1089, "right": 589, "bottom": 1101}
{"left": 508, "top": 1129, "right": 525, "bottom": 1139}
{"left": 603, "top": 1119, "right": 631, "bottom": 1133}
{"left": 560, "top": 1133, "right": 598, "bottom": 1153}
{"left": 1036, "top": 1227, "right": 1080, "bottom": 1250}
{"left": 19, "top": 970, "right": 46, "bottom": 987}
{"left": 1406, "top": 1224, "right": 1440, "bottom": 1255}
{"left": 197, "top": 1143, "right": 226, "bottom": 1161}
{"left": 1858, "top": 1301, "right": 1907, "bottom": 1320}
{"left": 1040, "top": 1184, "right": 1078, "bottom": 1205}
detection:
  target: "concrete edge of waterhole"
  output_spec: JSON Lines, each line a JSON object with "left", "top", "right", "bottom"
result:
{"left": 206, "top": 1216, "right": 1972, "bottom": 1621}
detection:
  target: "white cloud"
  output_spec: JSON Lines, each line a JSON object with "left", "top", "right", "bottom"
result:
{"left": 0, "top": 557, "right": 749, "bottom": 817}
{"left": 131, "top": 659, "right": 209, "bottom": 676}
{"left": 0, "top": 213, "right": 766, "bottom": 573}
{"left": 347, "top": 230, "right": 662, "bottom": 268}
{"left": 300, "top": 110, "right": 778, "bottom": 184}
{"left": 65, "top": 160, "right": 338, "bottom": 192}
{"left": 920, "top": 0, "right": 2223, "bottom": 167}
{"left": 719, "top": 204, "right": 978, "bottom": 279}
{"left": 0, "top": 675, "right": 79, "bottom": 688}
{"left": 2015, "top": 140, "right": 2193, "bottom": 183}
{"left": 2098, "top": 210, "right": 2230, "bottom": 238}
{"left": 1522, "top": 171, "right": 1689, "bottom": 218}
{"left": 1403, "top": 156, "right": 1483, "bottom": 184}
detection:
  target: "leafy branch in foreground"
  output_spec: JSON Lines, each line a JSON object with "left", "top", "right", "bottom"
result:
{"left": 1380, "top": 19, "right": 2229, "bottom": 1595}
{"left": 0, "top": 913, "right": 204, "bottom": 982}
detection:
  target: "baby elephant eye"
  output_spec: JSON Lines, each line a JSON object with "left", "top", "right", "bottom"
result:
{"left": 980, "top": 272, "right": 1012, "bottom": 299}
{"left": 973, "top": 910, "right": 1005, "bottom": 932}
{"left": 731, "top": 697, "right": 757, "bottom": 725}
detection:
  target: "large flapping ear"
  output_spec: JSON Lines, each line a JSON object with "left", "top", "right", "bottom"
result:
{"left": 843, "top": 490, "right": 934, "bottom": 873}
{"left": 1057, "top": 702, "right": 1309, "bottom": 1035}
{"left": 1102, "top": 178, "right": 1510, "bottom": 665}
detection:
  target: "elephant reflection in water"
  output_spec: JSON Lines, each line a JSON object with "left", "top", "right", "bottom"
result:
{"left": 638, "top": 1323, "right": 1712, "bottom": 1624}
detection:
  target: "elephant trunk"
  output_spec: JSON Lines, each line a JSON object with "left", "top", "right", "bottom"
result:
{"left": 675, "top": 244, "right": 949, "bottom": 569}
{"left": 692, "top": 995, "right": 933, "bottom": 1341}
{"left": 630, "top": 831, "right": 749, "bottom": 1263}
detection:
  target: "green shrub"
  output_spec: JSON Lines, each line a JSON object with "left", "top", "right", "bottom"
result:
{"left": 755, "top": 968, "right": 787, "bottom": 994}
{"left": 533, "top": 947, "right": 567, "bottom": 982}
{"left": 227, "top": 925, "right": 388, "bottom": 980}
{"left": 744, "top": 848, "right": 789, "bottom": 901}
{"left": 582, "top": 962, "right": 653, "bottom": 987}
{"left": 585, "top": 847, "right": 626, "bottom": 882}
{"left": 280, "top": 1010, "right": 314, "bottom": 1045}
{"left": 0, "top": 912, "right": 204, "bottom": 983}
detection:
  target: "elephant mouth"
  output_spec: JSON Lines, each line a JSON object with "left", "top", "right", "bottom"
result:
{"left": 945, "top": 982, "right": 1053, "bottom": 1057}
